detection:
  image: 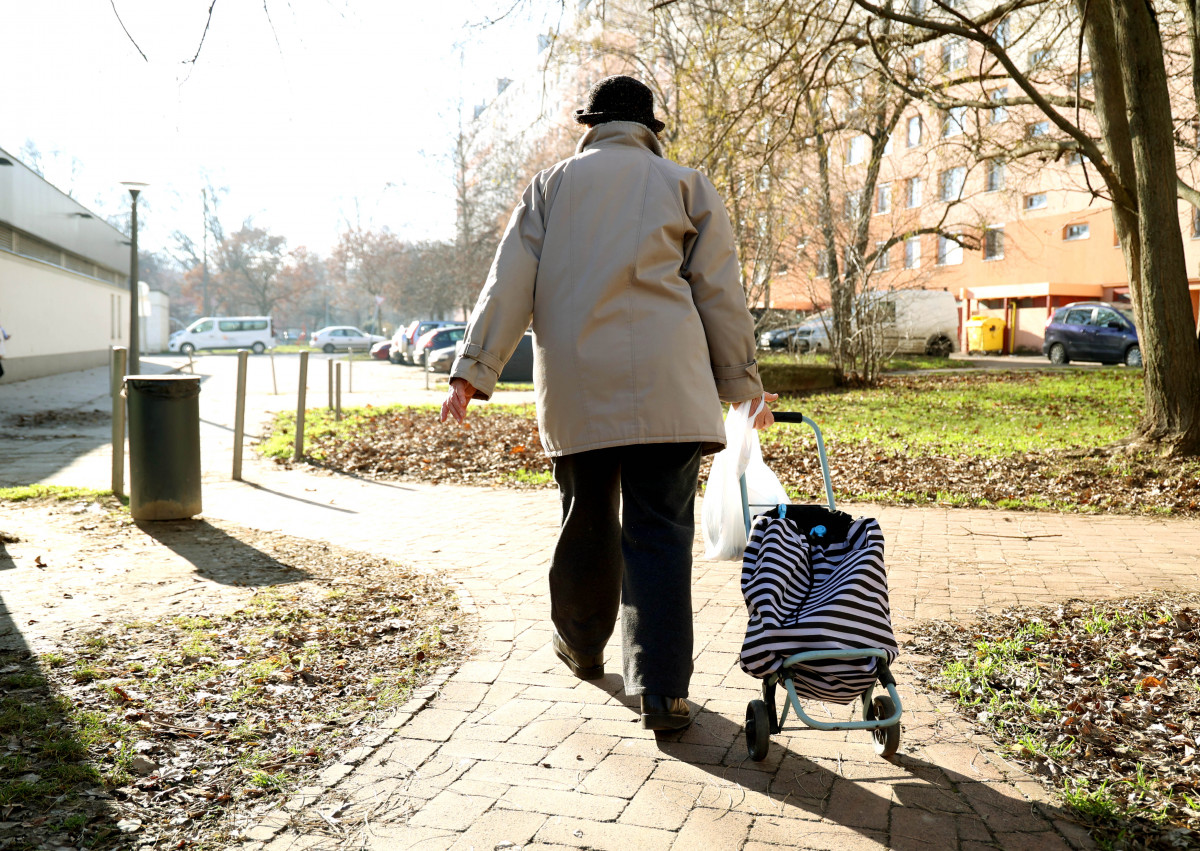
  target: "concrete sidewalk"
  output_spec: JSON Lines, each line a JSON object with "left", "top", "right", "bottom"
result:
{"left": 5, "top": 365, "right": 1200, "bottom": 849}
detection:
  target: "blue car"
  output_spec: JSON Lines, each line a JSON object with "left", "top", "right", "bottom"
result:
{"left": 1043, "top": 301, "right": 1140, "bottom": 367}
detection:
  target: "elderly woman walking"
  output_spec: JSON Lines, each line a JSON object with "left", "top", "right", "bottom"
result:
{"left": 441, "top": 75, "right": 774, "bottom": 731}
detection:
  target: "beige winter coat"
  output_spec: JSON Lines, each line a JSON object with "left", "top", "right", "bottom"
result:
{"left": 450, "top": 121, "right": 763, "bottom": 457}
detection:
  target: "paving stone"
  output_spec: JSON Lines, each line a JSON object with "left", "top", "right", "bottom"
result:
{"left": 461, "top": 760, "right": 579, "bottom": 792}
{"left": 455, "top": 660, "right": 505, "bottom": 683}
{"left": 447, "top": 722, "right": 520, "bottom": 743}
{"left": 509, "top": 715, "right": 587, "bottom": 746}
{"left": 824, "top": 778, "right": 893, "bottom": 831}
{"left": 407, "top": 790, "right": 493, "bottom": 831}
{"left": 542, "top": 732, "right": 620, "bottom": 770}
{"left": 476, "top": 697, "right": 555, "bottom": 727}
{"left": 957, "top": 780, "right": 1053, "bottom": 832}
{"left": 356, "top": 823, "right": 457, "bottom": 850}
{"left": 498, "top": 785, "right": 627, "bottom": 820}
{"left": 578, "top": 753, "right": 657, "bottom": 798}
{"left": 438, "top": 739, "right": 548, "bottom": 765}
{"left": 399, "top": 709, "right": 472, "bottom": 742}
{"left": 618, "top": 779, "right": 704, "bottom": 830}
{"left": 534, "top": 815, "right": 677, "bottom": 850}
{"left": 669, "top": 807, "right": 752, "bottom": 850}
{"left": 889, "top": 804, "right": 961, "bottom": 849}
{"left": 992, "top": 830, "right": 1075, "bottom": 850}
{"left": 356, "top": 738, "right": 442, "bottom": 778}
{"left": 447, "top": 808, "right": 547, "bottom": 851}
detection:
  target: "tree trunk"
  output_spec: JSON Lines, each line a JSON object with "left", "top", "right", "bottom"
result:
{"left": 1103, "top": 0, "right": 1200, "bottom": 453}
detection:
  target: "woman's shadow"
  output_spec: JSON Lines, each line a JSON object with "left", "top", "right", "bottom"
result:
{"left": 589, "top": 673, "right": 1096, "bottom": 849}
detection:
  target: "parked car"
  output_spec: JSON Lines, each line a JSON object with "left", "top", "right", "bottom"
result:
{"left": 1043, "top": 301, "right": 1140, "bottom": 366}
{"left": 864, "top": 290, "right": 958, "bottom": 357}
{"left": 426, "top": 345, "right": 457, "bottom": 374}
{"left": 759, "top": 326, "right": 801, "bottom": 350}
{"left": 392, "top": 319, "right": 458, "bottom": 364}
{"left": 169, "top": 316, "right": 276, "bottom": 355}
{"left": 451, "top": 332, "right": 534, "bottom": 382}
{"left": 279, "top": 328, "right": 306, "bottom": 343}
{"left": 309, "top": 326, "right": 385, "bottom": 353}
{"left": 413, "top": 326, "right": 467, "bottom": 367}
{"left": 369, "top": 340, "right": 392, "bottom": 360}
{"left": 791, "top": 320, "right": 831, "bottom": 353}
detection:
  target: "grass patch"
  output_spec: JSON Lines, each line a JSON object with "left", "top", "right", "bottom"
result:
{"left": 910, "top": 594, "right": 1200, "bottom": 847}
{"left": 0, "top": 554, "right": 465, "bottom": 849}
{"left": 0, "top": 484, "right": 116, "bottom": 503}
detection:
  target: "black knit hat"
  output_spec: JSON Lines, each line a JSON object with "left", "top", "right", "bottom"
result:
{"left": 574, "top": 75, "right": 665, "bottom": 134}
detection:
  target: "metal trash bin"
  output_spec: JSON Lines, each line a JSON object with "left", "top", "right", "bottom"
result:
{"left": 125, "top": 375, "right": 202, "bottom": 521}
{"left": 965, "top": 316, "right": 1005, "bottom": 354}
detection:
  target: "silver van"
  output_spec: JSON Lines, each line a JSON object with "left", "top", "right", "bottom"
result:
{"left": 169, "top": 316, "right": 276, "bottom": 355}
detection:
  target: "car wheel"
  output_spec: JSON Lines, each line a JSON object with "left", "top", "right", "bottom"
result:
{"left": 1048, "top": 343, "right": 1069, "bottom": 365}
{"left": 252, "top": 342, "right": 266, "bottom": 355}
{"left": 925, "top": 335, "right": 952, "bottom": 358}
{"left": 1125, "top": 345, "right": 1142, "bottom": 368}
{"left": 180, "top": 343, "right": 196, "bottom": 356}
{"left": 320, "top": 343, "right": 334, "bottom": 354}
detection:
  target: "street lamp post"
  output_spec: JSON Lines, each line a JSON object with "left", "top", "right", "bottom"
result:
{"left": 122, "top": 182, "right": 148, "bottom": 375}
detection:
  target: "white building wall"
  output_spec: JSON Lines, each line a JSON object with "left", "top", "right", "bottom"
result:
{"left": 0, "top": 250, "right": 129, "bottom": 381}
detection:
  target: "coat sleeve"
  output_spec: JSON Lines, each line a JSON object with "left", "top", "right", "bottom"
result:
{"left": 449, "top": 176, "right": 547, "bottom": 400}
{"left": 682, "top": 174, "right": 764, "bottom": 404}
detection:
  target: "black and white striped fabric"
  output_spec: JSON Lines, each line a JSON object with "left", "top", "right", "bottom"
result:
{"left": 739, "top": 507, "right": 898, "bottom": 704}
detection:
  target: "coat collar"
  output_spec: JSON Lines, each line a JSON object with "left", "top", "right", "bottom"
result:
{"left": 576, "top": 121, "right": 664, "bottom": 158}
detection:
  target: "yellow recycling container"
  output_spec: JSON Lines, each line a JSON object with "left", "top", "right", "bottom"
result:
{"left": 965, "top": 316, "right": 1006, "bottom": 354}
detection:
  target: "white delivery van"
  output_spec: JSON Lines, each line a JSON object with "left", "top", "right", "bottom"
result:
{"left": 169, "top": 316, "right": 276, "bottom": 355}
{"left": 867, "top": 290, "right": 958, "bottom": 358}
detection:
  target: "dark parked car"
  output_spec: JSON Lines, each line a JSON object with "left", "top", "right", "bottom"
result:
{"left": 758, "top": 326, "right": 800, "bottom": 350}
{"left": 499, "top": 333, "right": 534, "bottom": 382}
{"left": 1043, "top": 301, "right": 1140, "bottom": 366}
{"left": 391, "top": 319, "right": 458, "bottom": 364}
{"left": 413, "top": 326, "right": 467, "bottom": 367}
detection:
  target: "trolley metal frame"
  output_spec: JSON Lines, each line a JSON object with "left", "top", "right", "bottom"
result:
{"left": 739, "top": 411, "right": 903, "bottom": 759}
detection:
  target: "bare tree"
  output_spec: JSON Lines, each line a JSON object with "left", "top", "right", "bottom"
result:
{"left": 846, "top": 0, "right": 1200, "bottom": 453}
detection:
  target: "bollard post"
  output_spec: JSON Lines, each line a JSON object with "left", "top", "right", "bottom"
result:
{"left": 294, "top": 351, "right": 309, "bottom": 462}
{"left": 110, "top": 346, "right": 127, "bottom": 498}
{"left": 335, "top": 362, "right": 343, "bottom": 421}
{"left": 347, "top": 347, "right": 353, "bottom": 394}
{"left": 425, "top": 351, "right": 431, "bottom": 390}
{"left": 269, "top": 349, "right": 278, "bottom": 395}
{"left": 327, "top": 357, "right": 334, "bottom": 411}
{"left": 233, "top": 349, "right": 249, "bottom": 480}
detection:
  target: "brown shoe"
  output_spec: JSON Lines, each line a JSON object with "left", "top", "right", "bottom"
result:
{"left": 640, "top": 695, "right": 692, "bottom": 731}
{"left": 552, "top": 631, "right": 604, "bottom": 680}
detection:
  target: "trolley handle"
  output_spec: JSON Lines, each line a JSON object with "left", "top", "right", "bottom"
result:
{"left": 740, "top": 410, "right": 836, "bottom": 536}
{"left": 771, "top": 411, "right": 806, "bottom": 424}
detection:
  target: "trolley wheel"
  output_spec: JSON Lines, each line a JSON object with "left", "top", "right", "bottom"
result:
{"left": 867, "top": 695, "right": 900, "bottom": 757}
{"left": 746, "top": 700, "right": 771, "bottom": 761}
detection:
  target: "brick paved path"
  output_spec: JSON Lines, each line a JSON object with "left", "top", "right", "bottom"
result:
{"left": 199, "top": 461, "right": 1200, "bottom": 851}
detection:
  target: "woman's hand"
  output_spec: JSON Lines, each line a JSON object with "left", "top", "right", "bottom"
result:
{"left": 440, "top": 378, "right": 476, "bottom": 424}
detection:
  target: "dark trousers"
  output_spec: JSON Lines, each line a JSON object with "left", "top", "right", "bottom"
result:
{"left": 549, "top": 442, "right": 703, "bottom": 697}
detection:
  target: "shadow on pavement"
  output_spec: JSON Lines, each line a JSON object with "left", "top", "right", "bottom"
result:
{"left": 134, "top": 519, "right": 312, "bottom": 587}
{"left": 0, "top": 536, "right": 123, "bottom": 848}
{"left": 582, "top": 674, "right": 1093, "bottom": 848}
{"left": 239, "top": 480, "right": 358, "bottom": 513}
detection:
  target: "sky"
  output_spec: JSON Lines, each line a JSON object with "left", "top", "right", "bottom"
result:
{"left": 0, "top": 0, "right": 563, "bottom": 256}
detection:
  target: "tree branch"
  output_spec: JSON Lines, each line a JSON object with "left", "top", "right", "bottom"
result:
{"left": 108, "top": 0, "right": 148, "bottom": 62}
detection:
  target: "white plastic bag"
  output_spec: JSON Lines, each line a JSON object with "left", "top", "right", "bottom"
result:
{"left": 702, "top": 398, "right": 789, "bottom": 560}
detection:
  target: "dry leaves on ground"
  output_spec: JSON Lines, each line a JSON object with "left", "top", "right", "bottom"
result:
{"left": 281, "top": 406, "right": 1200, "bottom": 516}
{"left": 0, "top": 528, "right": 468, "bottom": 851}
{"left": 907, "top": 593, "right": 1200, "bottom": 849}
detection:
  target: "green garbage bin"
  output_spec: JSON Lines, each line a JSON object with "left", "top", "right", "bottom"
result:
{"left": 126, "top": 375, "right": 202, "bottom": 521}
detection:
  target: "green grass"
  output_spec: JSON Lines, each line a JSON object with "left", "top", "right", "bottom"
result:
{"left": 0, "top": 484, "right": 115, "bottom": 502}
{"left": 770, "top": 369, "right": 1142, "bottom": 456}
{"left": 756, "top": 350, "right": 958, "bottom": 371}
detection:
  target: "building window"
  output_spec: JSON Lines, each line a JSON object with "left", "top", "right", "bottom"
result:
{"left": 993, "top": 17, "right": 1010, "bottom": 47}
{"left": 844, "top": 189, "right": 863, "bottom": 221}
{"left": 1028, "top": 120, "right": 1050, "bottom": 138}
{"left": 904, "top": 236, "right": 921, "bottom": 269}
{"left": 875, "top": 241, "right": 891, "bottom": 271}
{"left": 1068, "top": 150, "right": 1090, "bottom": 165}
{"left": 1064, "top": 223, "right": 1090, "bottom": 240}
{"left": 907, "top": 176, "right": 923, "bottom": 208}
{"left": 937, "top": 234, "right": 963, "bottom": 265}
{"left": 1192, "top": 207, "right": 1200, "bottom": 238}
{"left": 877, "top": 183, "right": 892, "bottom": 214}
{"left": 909, "top": 53, "right": 925, "bottom": 78}
{"left": 943, "top": 105, "right": 967, "bottom": 137}
{"left": 1028, "top": 48, "right": 1052, "bottom": 69}
{"left": 847, "top": 135, "right": 867, "bottom": 164}
{"left": 882, "top": 133, "right": 893, "bottom": 156}
{"left": 984, "top": 226, "right": 1005, "bottom": 260}
{"left": 1071, "top": 70, "right": 1094, "bottom": 89}
{"left": 990, "top": 87, "right": 1008, "bottom": 123}
{"left": 985, "top": 158, "right": 1005, "bottom": 192}
{"left": 907, "top": 115, "right": 923, "bottom": 147}
{"left": 908, "top": 0, "right": 926, "bottom": 14}
{"left": 940, "top": 166, "right": 966, "bottom": 201}
{"left": 1024, "top": 192, "right": 1048, "bottom": 210}
{"left": 942, "top": 38, "right": 967, "bottom": 71}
